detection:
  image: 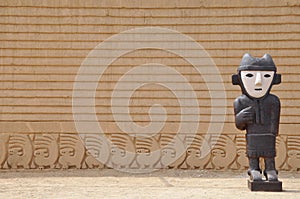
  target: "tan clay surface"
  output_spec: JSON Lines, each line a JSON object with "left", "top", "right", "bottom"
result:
{"left": 0, "top": 169, "right": 299, "bottom": 199}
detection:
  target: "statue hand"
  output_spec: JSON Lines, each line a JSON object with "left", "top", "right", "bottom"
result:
{"left": 236, "top": 106, "right": 254, "bottom": 125}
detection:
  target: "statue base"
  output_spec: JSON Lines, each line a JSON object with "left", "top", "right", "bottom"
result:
{"left": 248, "top": 180, "right": 282, "bottom": 192}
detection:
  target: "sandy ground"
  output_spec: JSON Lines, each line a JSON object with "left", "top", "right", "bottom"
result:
{"left": 0, "top": 169, "right": 299, "bottom": 199}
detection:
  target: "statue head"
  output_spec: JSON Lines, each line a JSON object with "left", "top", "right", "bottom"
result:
{"left": 232, "top": 53, "right": 281, "bottom": 98}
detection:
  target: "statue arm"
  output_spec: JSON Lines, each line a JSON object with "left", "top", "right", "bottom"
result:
{"left": 234, "top": 98, "right": 246, "bottom": 130}
{"left": 271, "top": 96, "right": 281, "bottom": 136}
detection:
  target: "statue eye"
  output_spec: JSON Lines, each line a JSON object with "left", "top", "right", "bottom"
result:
{"left": 264, "top": 74, "right": 271, "bottom": 78}
{"left": 246, "top": 73, "right": 253, "bottom": 78}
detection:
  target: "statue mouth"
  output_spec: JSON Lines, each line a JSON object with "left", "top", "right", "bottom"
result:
{"left": 255, "top": 88, "right": 262, "bottom": 91}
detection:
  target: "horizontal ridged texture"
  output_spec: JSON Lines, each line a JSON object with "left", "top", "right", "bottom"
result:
{"left": 0, "top": 0, "right": 299, "bottom": 136}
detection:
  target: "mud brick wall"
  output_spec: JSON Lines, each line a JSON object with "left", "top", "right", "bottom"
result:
{"left": 0, "top": 0, "right": 300, "bottom": 171}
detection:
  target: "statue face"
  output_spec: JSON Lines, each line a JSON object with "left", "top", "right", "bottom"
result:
{"left": 241, "top": 70, "right": 274, "bottom": 98}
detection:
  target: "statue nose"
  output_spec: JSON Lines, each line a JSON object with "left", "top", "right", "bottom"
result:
{"left": 255, "top": 72, "right": 262, "bottom": 86}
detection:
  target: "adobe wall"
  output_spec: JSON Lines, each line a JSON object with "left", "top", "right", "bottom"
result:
{"left": 0, "top": 0, "right": 299, "bottom": 171}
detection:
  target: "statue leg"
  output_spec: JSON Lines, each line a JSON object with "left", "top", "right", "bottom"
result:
{"left": 264, "top": 157, "right": 278, "bottom": 181}
{"left": 247, "top": 158, "right": 262, "bottom": 181}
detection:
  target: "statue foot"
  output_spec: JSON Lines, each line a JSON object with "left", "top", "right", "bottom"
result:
{"left": 248, "top": 170, "right": 262, "bottom": 181}
{"left": 264, "top": 170, "right": 278, "bottom": 181}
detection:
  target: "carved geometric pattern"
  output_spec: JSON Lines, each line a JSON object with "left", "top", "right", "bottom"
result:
{"left": 0, "top": 133, "right": 299, "bottom": 171}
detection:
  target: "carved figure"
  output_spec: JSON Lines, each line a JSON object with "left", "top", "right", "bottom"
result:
{"left": 33, "top": 134, "right": 59, "bottom": 169}
{"left": 109, "top": 134, "right": 135, "bottom": 169}
{"left": 82, "top": 134, "right": 110, "bottom": 169}
{"left": 287, "top": 136, "right": 300, "bottom": 171}
{"left": 0, "top": 134, "right": 9, "bottom": 168}
{"left": 135, "top": 137, "right": 160, "bottom": 169}
{"left": 232, "top": 53, "right": 281, "bottom": 183}
{"left": 7, "top": 134, "right": 33, "bottom": 169}
{"left": 185, "top": 135, "right": 211, "bottom": 169}
{"left": 160, "top": 135, "right": 186, "bottom": 168}
{"left": 211, "top": 135, "right": 236, "bottom": 170}
{"left": 58, "top": 134, "right": 85, "bottom": 169}
{"left": 275, "top": 136, "right": 287, "bottom": 170}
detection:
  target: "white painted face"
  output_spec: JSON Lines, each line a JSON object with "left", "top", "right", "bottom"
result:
{"left": 241, "top": 70, "right": 274, "bottom": 98}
